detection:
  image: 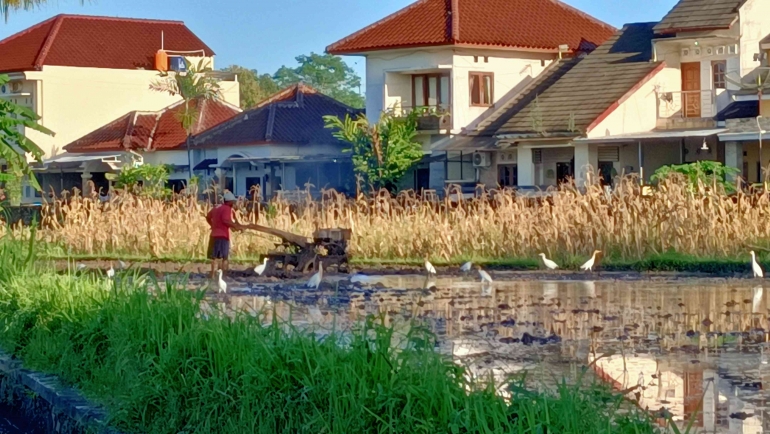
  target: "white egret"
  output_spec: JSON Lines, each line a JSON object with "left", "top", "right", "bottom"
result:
{"left": 538, "top": 253, "right": 559, "bottom": 270}
{"left": 750, "top": 251, "right": 764, "bottom": 278}
{"left": 217, "top": 269, "right": 227, "bottom": 294}
{"left": 307, "top": 262, "right": 323, "bottom": 289}
{"left": 424, "top": 259, "right": 437, "bottom": 275}
{"left": 477, "top": 266, "right": 493, "bottom": 283}
{"left": 254, "top": 258, "right": 269, "bottom": 276}
{"left": 106, "top": 263, "right": 115, "bottom": 279}
{"left": 460, "top": 261, "right": 473, "bottom": 273}
{"left": 580, "top": 250, "right": 602, "bottom": 272}
{"left": 118, "top": 260, "right": 127, "bottom": 270}
{"left": 76, "top": 263, "right": 87, "bottom": 271}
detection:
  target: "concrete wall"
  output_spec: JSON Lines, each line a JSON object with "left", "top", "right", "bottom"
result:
{"left": 739, "top": 0, "right": 770, "bottom": 81}
{"left": 367, "top": 48, "right": 454, "bottom": 121}
{"left": 14, "top": 61, "right": 239, "bottom": 159}
{"left": 587, "top": 77, "right": 659, "bottom": 138}
{"left": 450, "top": 49, "right": 554, "bottom": 132}
{"left": 367, "top": 47, "right": 555, "bottom": 133}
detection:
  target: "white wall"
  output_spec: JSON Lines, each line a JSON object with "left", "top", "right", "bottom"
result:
{"left": 451, "top": 49, "right": 554, "bottom": 133}
{"left": 739, "top": 0, "right": 770, "bottom": 80}
{"left": 143, "top": 150, "right": 189, "bottom": 167}
{"left": 366, "top": 47, "right": 555, "bottom": 133}
{"left": 18, "top": 62, "right": 239, "bottom": 159}
{"left": 366, "top": 48, "right": 454, "bottom": 122}
{"left": 587, "top": 77, "right": 659, "bottom": 138}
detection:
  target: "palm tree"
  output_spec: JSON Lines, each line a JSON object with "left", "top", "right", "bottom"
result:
{"left": 150, "top": 58, "right": 222, "bottom": 181}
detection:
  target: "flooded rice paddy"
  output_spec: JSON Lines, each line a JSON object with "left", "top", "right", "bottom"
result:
{"left": 199, "top": 272, "right": 770, "bottom": 434}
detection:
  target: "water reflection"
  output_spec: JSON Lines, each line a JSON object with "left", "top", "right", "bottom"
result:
{"left": 212, "top": 276, "right": 770, "bottom": 433}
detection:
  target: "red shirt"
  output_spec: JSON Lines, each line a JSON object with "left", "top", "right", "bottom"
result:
{"left": 208, "top": 204, "right": 233, "bottom": 240}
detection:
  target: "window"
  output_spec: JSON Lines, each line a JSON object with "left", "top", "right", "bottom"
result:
{"left": 712, "top": 61, "right": 726, "bottom": 89}
{"left": 446, "top": 152, "right": 474, "bottom": 181}
{"left": 469, "top": 72, "right": 493, "bottom": 106}
{"left": 498, "top": 164, "right": 517, "bottom": 187}
{"left": 411, "top": 73, "right": 450, "bottom": 111}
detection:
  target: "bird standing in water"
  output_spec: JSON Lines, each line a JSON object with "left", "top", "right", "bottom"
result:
{"left": 580, "top": 250, "right": 602, "bottom": 272}
{"left": 750, "top": 251, "right": 764, "bottom": 278}
{"left": 424, "top": 259, "right": 437, "bottom": 275}
{"left": 538, "top": 253, "right": 559, "bottom": 270}
{"left": 217, "top": 269, "right": 227, "bottom": 294}
{"left": 307, "top": 262, "right": 324, "bottom": 289}
{"left": 477, "top": 266, "right": 493, "bottom": 283}
{"left": 460, "top": 261, "right": 473, "bottom": 273}
{"left": 254, "top": 258, "right": 269, "bottom": 276}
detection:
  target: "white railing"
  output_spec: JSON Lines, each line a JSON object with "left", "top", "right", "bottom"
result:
{"left": 656, "top": 89, "right": 716, "bottom": 119}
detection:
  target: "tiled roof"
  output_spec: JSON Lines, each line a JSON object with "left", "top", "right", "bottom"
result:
{"left": 192, "top": 83, "right": 363, "bottom": 148}
{"left": 64, "top": 99, "right": 240, "bottom": 153}
{"left": 653, "top": 0, "right": 743, "bottom": 34}
{"left": 467, "top": 22, "right": 665, "bottom": 137}
{"left": 326, "top": 0, "right": 615, "bottom": 54}
{"left": 0, "top": 14, "right": 214, "bottom": 74}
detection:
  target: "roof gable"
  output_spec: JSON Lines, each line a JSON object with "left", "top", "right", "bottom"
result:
{"left": 192, "top": 84, "right": 363, "bottom": 148}
{"left": 653, "top": 0, "right": 743, "bottom": 34}
{"left": 468, "top": 22, "right": 664, "bottom": 137}
{"left": 0, "top": 14, "right": 214, "bottom": 74}
{"left": 326, "top": 0, "right": 615, "bottom": 54}
{"left": 64, "top": 98, "right": 240, "bottom": 153}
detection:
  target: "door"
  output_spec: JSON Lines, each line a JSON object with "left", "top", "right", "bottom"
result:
{"left": 681, "top": 62, "right": 701, "bottom": 118}
{"left": 415, "top": 168, "right": 430, "bottom": 193}
{"left": 497, "top": 164, "right": 517, "bottom": 187}
{"left": 598, "top": 162, "right": 614, "bottom": 186}
{"left": 556, "top": 162, "right": 573, "bottom": 184}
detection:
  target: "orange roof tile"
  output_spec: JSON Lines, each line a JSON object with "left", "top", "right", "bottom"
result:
{"left": 64, "top": 99, "right": 240, "bottom": 153}
{"left": 0, "top": 14, "right": 214, "bottom": 74}
{"left": 327, "top": 0, "right": 615, "bottom": 54}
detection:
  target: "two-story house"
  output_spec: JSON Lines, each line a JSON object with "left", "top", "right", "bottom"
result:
{"left": 445, "top": 0, "right": 770, "bottom": 190}
{"left": 0, "top": 14, "right": 240, "bottom": 200}
{"left": 326, "top": 0, "right": 615, "bottom": 193}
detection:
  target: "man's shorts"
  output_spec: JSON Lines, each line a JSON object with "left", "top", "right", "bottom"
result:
{"left": 207, "top": 237, "right": 230, "bottom": 260}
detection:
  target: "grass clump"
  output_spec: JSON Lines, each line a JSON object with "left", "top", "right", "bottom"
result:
{"left": 0, "top": 240, "right": 657, "bottom": 433}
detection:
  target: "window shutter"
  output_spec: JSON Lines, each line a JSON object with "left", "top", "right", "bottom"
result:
{"left": 598, "top": 146, "right": 619, "bottom": 162}
{"left": 533, "top": 149, "right": 542, "bottom": 164}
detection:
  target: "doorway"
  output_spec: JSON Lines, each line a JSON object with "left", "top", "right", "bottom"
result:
{"left": 681, "top": 62, "right": 701, "bottom": 118}
{"left": 598, "top": 161, "right": 614, "bottom": 186}
{"left": 415, "top": 168, "right": 430, "bottom": 193}
{"left": 556, "top": 162, "right": 573, "bottom": 184}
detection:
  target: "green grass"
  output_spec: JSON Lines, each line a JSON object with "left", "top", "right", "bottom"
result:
{"left": 0, "top": 238, "right": 660, "bottom": 433}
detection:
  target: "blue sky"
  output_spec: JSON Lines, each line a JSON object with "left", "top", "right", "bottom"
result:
{"left": 1, "top": 0, "right": 676, "bottom": 80}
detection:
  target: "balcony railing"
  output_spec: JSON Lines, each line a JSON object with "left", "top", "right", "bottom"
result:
{"left": 389, "top": 105, "right": 452, "bottom": 131}
{"left": 656, "top": 89, "right": 716, "bottom": 119}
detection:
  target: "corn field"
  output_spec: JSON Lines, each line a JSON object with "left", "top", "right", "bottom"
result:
{"left": 9, "top": 174, "right": 770, "bottom": 262}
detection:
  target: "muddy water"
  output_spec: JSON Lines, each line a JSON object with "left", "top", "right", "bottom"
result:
{"left": 206, "top": 274, "right": 770, "bottom": 434}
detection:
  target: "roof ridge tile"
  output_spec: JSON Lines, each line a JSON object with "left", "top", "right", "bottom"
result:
{"left": 34, "top": 14, "right": 65, "bottom": 70}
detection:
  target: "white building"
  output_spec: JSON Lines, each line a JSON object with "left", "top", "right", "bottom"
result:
{"left": 445, "top": 0, "right": 770, "bottom": 190}
{"left": 0, "top": 14, "right": 240, "bottom": 201}
{"left": 326, "top": 0, "right": 615, "bottom": 193}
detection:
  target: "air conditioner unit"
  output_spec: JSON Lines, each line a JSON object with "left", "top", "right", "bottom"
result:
{"left": 473, "top": 151, "right": 491, "bottom": 168}
{"left": 10, "top": 82, "right": 22, "bottom": 93}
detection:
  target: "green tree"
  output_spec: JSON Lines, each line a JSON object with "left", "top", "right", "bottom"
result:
{"left": 0, "top": 75, "right": 53, "bottom": 192}
{"left": 115, "top": 163, "right": 171, "bottom": 198}
{"left": 275, "top": 53, "right": 364, "bottom": 108}
{"left": 150, "top": 59, "right": 221, "bottom": 180}
{"left": 651, "top": 161, "right": 739, "bottom": 193}
{"left": 324, "top": 112, "right": 423, "bottom": 191}
{"left": 221, "top": 65, "right": 279, "bottom": 109}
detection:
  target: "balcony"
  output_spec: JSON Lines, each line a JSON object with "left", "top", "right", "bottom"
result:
{"left": 656, "top": 89, "right": 718, "bottom": 130}
{"left": 390, "top": 105, "right": 452, "bottom": 132}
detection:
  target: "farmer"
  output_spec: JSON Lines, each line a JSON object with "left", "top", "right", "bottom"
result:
{"left": 206, "top": 192, "right": 248, "bottom": 279}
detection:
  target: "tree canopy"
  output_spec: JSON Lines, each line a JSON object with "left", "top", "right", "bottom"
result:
{"left": 226, "top": 53, "right": 364, "bottom": 110}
